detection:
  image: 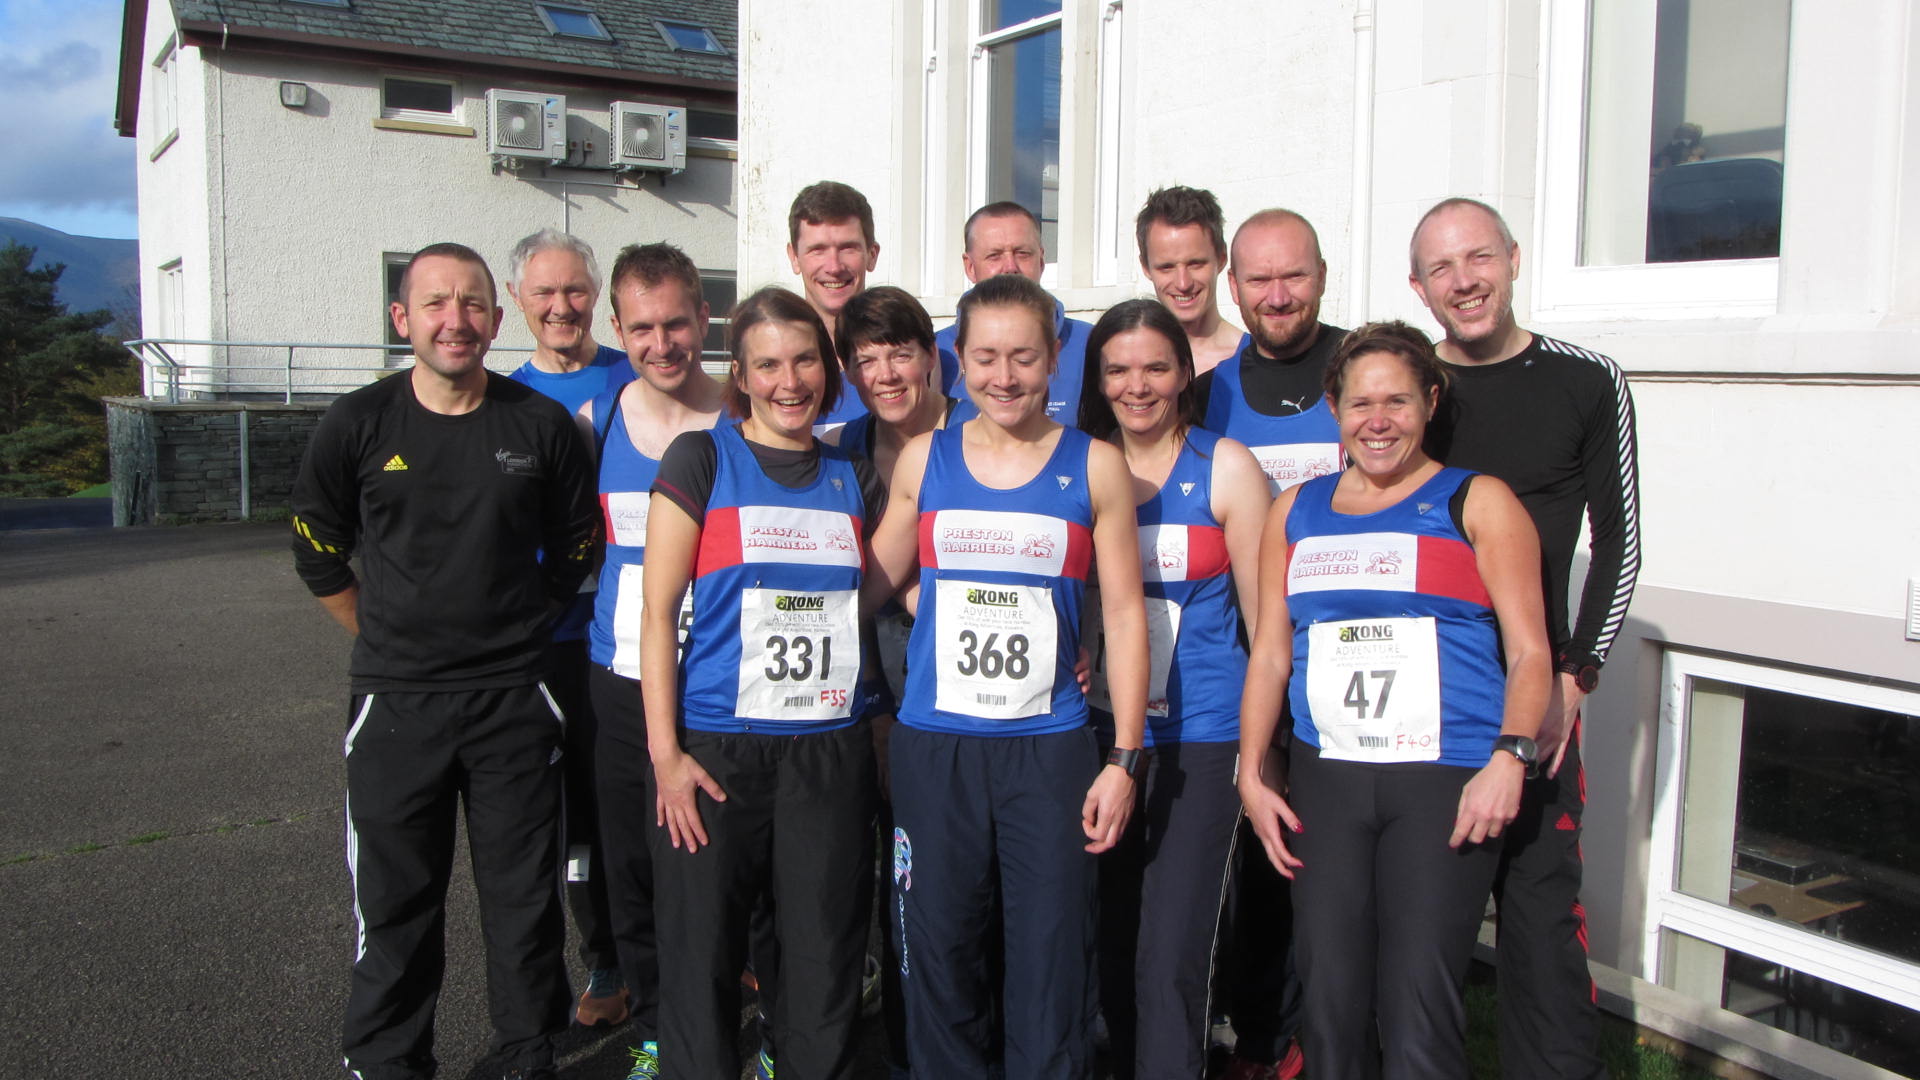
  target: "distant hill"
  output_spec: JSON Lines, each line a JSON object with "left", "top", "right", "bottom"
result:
{"left": 0, "top": 218, "right": 140, "bottom": 324}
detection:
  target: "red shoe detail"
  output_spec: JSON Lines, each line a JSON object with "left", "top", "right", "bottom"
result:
{"left": 1274, "top": 1040, "right": 1306, "bottom": 1080}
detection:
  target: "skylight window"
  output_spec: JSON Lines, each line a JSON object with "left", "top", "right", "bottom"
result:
{"left": 654, "top": 19, "right": 727, "bottom": 55}
{"left": 286, "top": 0, "right": 351, "bottom": 7}
{"left": 536, "top": 4, "right": 612, "bottom": 41}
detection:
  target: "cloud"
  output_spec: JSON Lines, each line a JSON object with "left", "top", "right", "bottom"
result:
{"left": 0, "top": 0, "right": 135, "bottom": 215}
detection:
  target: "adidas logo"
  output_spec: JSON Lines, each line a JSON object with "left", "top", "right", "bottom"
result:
{"left": 382, "top": 455, "right": 408, "bottom": 472}
{"left": 1555, "top": 812, "right": 1578, "bottom": 832}
{"left": 1056, "top": 475, "right": 1073, "bottom": 490}
{"left": 1179, "top": 482, "right": 1195, "bottom": 497}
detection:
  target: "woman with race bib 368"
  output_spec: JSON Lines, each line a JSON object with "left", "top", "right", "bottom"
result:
{"left": 640, "top": 286, "right": 886, "bottom": 1080}
{"left": 1076, "top": 299, "right": 1271, "bottom": 1080}
{"left": 1237, "top": 321, "right": 1551, "bottom": 1080}
{"left": 865, "top": 272, "right": 1150, "bottom": 1080}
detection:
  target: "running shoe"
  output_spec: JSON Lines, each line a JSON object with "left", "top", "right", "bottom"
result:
{"left": 575, "top": 967, "right": 631, "bottom": 1027}
{"left": 625, "top": 1040, "right": 661, "bottom": 1080}
{"left": 753, "top": 1046, "right": 776, "bottom": 1080}
{"left": 1218, "top": 1037, "right": 1305, "bottom": 1080}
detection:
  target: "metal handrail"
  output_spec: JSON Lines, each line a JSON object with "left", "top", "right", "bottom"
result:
{"left": 122, "top": 337, "right": 733, "bottom": 404}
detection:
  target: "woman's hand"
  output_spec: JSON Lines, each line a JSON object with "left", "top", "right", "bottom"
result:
{"left": 1450, "top": 753, "right": 1525, "bottom": 848}
{"left": 653, "top": 749, "right": 727, "bottom": 853}
{"left": 1238, "top": 773, "right": 1305, "bottom": 879}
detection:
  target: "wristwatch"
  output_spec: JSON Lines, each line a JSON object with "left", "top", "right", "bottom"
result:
{"left": 1492, "top": 734, "right": 1539, "bottom": 778}
{"left": 1557, "top": 656, "right": 1600, "bottom": 694}
{"left": 1105, "top": 746, "right": 1143, "bottom": 778}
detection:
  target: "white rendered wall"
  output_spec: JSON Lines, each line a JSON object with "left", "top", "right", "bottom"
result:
{"left": 186, "top": 48, "right": 734, "bottom": 379}
{"left": 134, "top": 3, "right": 216, "bottom": 382}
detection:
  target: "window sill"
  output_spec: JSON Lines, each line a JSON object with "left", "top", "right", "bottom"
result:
{"left": 371, "top": 118, "right": 475, "bottom": 137}
{"left": 149, "top": 130, "right": 179, "bottom": 162}
{"left": 688, "top": 140, "right": 737, "bottom": 161}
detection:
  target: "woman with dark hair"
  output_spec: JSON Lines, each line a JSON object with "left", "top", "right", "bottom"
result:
{"left": 639, "top": 285, "right": 887, "bottom": 1079}
{"left": 1238, "top": 321, "right": 1551, "bottom": 1080}
{"left": 1074, "top": 299, "right": 1271, "bottom": 1080}
{"left": 864, "top": 273, "right": 1150, "bottom": 1079}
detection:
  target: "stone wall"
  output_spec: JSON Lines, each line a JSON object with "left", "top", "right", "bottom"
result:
{"left": 104, "top": 399, "right": 329, "bottom": 526}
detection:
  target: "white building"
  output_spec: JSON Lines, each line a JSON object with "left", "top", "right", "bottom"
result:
{"left": 737, "top": 0, "right": 1920, "bottom": 1075}
{"left": 112, "top": 0, "right": 740, "bottom": 393}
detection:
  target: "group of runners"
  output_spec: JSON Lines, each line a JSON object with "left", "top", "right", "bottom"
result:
{"left": 291, "top": 179, "right": 1639, "bottom": 1080}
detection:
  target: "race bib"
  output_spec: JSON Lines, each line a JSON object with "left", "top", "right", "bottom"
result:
{"left": 1085, "top": 588, "right": 1180, "bottom": 718}
{"left": 605, "top": 491, "right": 651, "bottom": 548}
{"left": 735, "top": 587, "right": 858, "bottom": 720}
{"left": 1250, "top": 442, "right": 1342, "bottom": 494}
{"left": 933, "top": 578, "right": 1057, "bottom": 719}
{"left": 1305, "top": 616, "right": 1442, "bottom": 762}
{"left": 609, "top": 571, "right": 691, "bottom": 678}
{"left": 874, "top": 609, "right": 914, "bottom": 703}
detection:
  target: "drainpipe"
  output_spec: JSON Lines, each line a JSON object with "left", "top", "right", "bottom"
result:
{"left": 1348, "top": 0, "right": 1377, "bottom": 322}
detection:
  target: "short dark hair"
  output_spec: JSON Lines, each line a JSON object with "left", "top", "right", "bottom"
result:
{"left": 1135, "top": 186, "right": 1227, "bottom": 266}
{"left": 954, "top": 272, "right": 1056, "bottom": 358}
{"left": 607, "top": 242, "right": 704, "bottom": 320}
{"left": 834, "top": 285, "right": 935, "bottom": 365}
{"left": 1322, "top": 320, "right": 1450, "bottom": 407}
{"left": 724, "top": 286, "right": 844, "bottom": 422}
{"left": 963, "top": 201, "right": 1044, "bottom": 255}
{"left": 396, "top": 242, "right": 496, "bottom": 307}
{"left": 1078, "top": 299, "right": 1199, "bottom": 439}
{"left": 788, "top": 181, "right": 877, "bottom": 248}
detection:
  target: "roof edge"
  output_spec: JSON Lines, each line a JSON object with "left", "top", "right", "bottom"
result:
{"left": 175, "top": 20, "right": 736, "bottom": 97}
{"left": 114, "top": 0, "right": 153, "bottom": 137}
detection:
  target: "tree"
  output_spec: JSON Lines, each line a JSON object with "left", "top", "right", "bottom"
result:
{"left": 0, "top": 241, "right": 139, "bottom": 496}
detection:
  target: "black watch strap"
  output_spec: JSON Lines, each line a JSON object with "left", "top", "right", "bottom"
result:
{"left": 1106, "top": 746, "right": 1143, "bottom": 778}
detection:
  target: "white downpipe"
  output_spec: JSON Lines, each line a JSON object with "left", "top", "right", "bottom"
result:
{"left": 1348, "top": 0, "right": 1377, "bottom": 322}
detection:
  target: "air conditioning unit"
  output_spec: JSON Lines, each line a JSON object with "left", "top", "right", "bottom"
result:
{"left": 610, "top": 101, "right": 686, "bottom": 172}
{"left": 486, "top": 89, "right": 566, "bottom": 163}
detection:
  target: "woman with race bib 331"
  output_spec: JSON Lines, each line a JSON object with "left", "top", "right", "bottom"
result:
{"left": 640, "top": 286, "right": 886, "bottom": 1080}
{"left": 1077, "top": 299, "right": 1271, "bottom": 1080}
{"left": 865, "top": 272, "right": 1150, "bottom": 1080}
{"left": 1237, "top": 321, "right": 1551, "bottom": 1080}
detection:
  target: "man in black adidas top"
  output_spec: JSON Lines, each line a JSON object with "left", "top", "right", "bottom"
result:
{"left": 1410, "top": 198, "right": 1640, "bottom": 1080}
{"left": 291, "top": 243, "right": 598, "bottom": 1080}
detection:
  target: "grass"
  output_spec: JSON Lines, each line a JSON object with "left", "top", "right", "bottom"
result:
{"left": 1465, "top": 965, "right": 1715, "bottom": 1079}
{"left": 127, "top": 831, "right": 168, "bottom": 845}
{"left": 69, "top": 482, "right": 112, "bottom": 498}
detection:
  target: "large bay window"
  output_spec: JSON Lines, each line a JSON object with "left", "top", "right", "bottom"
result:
{"left": 1648, "top": 652, "right": 1920, "bottom": 1073}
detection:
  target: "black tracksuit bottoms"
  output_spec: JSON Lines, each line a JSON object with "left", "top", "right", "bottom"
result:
{"left": 1492, "top": 719, "right": 1605, "bottom": 1080}
{"left": 649, "top": 720, "right": 877, "bottom": 1080}
{"left": 341, "top": 684, "right": 571, "bottom": 1080}
{"left": 1096, "top": 738, "right": 1242, "bottom": 1080}
{"left": 1288, "top": 746, "right": 1502, "bottom": 1080}
{"left": 890, "top": 724, "right": 1101, "bottom": 1080}
{"left": 548, "top": 640, "right": 619, "bottom": 973}
{"left": 588, "top": 663, "right": 661, "bottom": 1039}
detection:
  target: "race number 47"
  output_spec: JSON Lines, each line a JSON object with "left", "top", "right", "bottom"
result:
{"left": 1343, "top": 669, "right": 1397, "bottom": 719}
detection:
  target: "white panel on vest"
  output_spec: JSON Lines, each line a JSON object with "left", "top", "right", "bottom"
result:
{"left": 737, "top": 505, "right": 862, "bottom": 568}
{"left": 928, "top": 509, "right": 1071, "bottom": 576}
{"left": 1288, "top": 532, "right": 1420, "bottom": 595}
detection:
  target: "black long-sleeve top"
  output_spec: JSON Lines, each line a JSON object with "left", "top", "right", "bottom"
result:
{"left": 1423, "top": 334, "right": 1641, "bottom": 672}
{"left": 290, "top": 371, "right": 599, "bottom": 692}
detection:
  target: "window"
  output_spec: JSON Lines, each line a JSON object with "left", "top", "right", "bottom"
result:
{"left": 688, "top": 109, "right": 737, "bottom": 144}
{"left": 155, "top": 260, "right": 184, "bottom": 339}
{"left": 970, "top": 1, "right": 1064, "bottom": 260}
{"left": 149, "top": 38, "right": 178, "bottom": 157}
{"left": 654, "top": 19, "right": 727, "bottom": 55}
{"left": 383, "top": 253, "right": 412, "bottom": 366}
{"left": 535, "top": 4, "right": 612, "bottom": 42}
{"left": 380, "top": 77, "right": 457, "bottom": 123}
{"left": 1535, "top": 0, "right": 1787, "bottom": 318}
{"left": 285, "top": 0, "right": 350, "bottom": 7}
{"left": 699, "top": 270, "right": 736, "bottom": 363}
{"left": 1648, "top": 652, "right": 1920, "bottom": 1073}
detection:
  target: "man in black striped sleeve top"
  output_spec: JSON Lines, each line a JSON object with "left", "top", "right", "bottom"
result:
{"left": 1409, "top": 197, "right": 1641, "bottom": 1080}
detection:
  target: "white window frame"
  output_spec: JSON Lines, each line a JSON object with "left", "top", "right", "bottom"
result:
{"left": 149, "top": 36, "right": 179, "bottom": 159}
{"left": 1647, "top": 650, "right": 1920, "bottom": 1014}
{"left": 380, "top": 75, "right": 460, "bottom": 125}
{"left": 966, "top": 5, "right": 1065, "bottom": 287}
{"left": 1531, "top": 0, "right": 1780, "bottom": 323}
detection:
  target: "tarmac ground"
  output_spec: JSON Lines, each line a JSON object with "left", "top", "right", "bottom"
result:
{"left": 0, "top": 518, "right": 888, "bottom": 1080}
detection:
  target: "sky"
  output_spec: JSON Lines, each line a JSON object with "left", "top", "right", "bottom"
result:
{"left": 0, "top": 0, "right": 139, "bottom": 239}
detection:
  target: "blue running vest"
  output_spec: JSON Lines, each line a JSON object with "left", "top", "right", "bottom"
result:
{"left": 1200, "top": 350, "right": 1341, "bottom": 494}
{"left": 586, "top": 385, "right": 679, "bottom": 675}
{"left": 1283, "top": 467, "right": 1504, "bottom": 767}
{"left": 1089, "top": 428, "right": 1246, "bottom": 746}
{"left": 901, "top": 425, "right": 1095, "bottom": 736}
{"left": 679, "top": 425, "right": 869, "bottom": 732}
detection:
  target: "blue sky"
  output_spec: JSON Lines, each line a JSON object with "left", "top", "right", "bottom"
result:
{"left": 0, "top": 0, "right": 139, "bottom": 238}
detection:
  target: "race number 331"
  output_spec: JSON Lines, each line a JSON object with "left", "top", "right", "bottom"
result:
{"left": 736, "top": 587, "right": 858, "bottom": 720}
{"left": 1305, "top": 616, "right": 1441, "bottom": 762}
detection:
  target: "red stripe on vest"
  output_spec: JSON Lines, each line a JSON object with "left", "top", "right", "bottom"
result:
{"left": 695, "top": 505, "right": 743, "bottom": 578}
{"left": 1414, "top": 536, "right": 1491, "bottom": 607}
{"left": 1183, "top": 525, "right": 1230, "bottom": 580}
